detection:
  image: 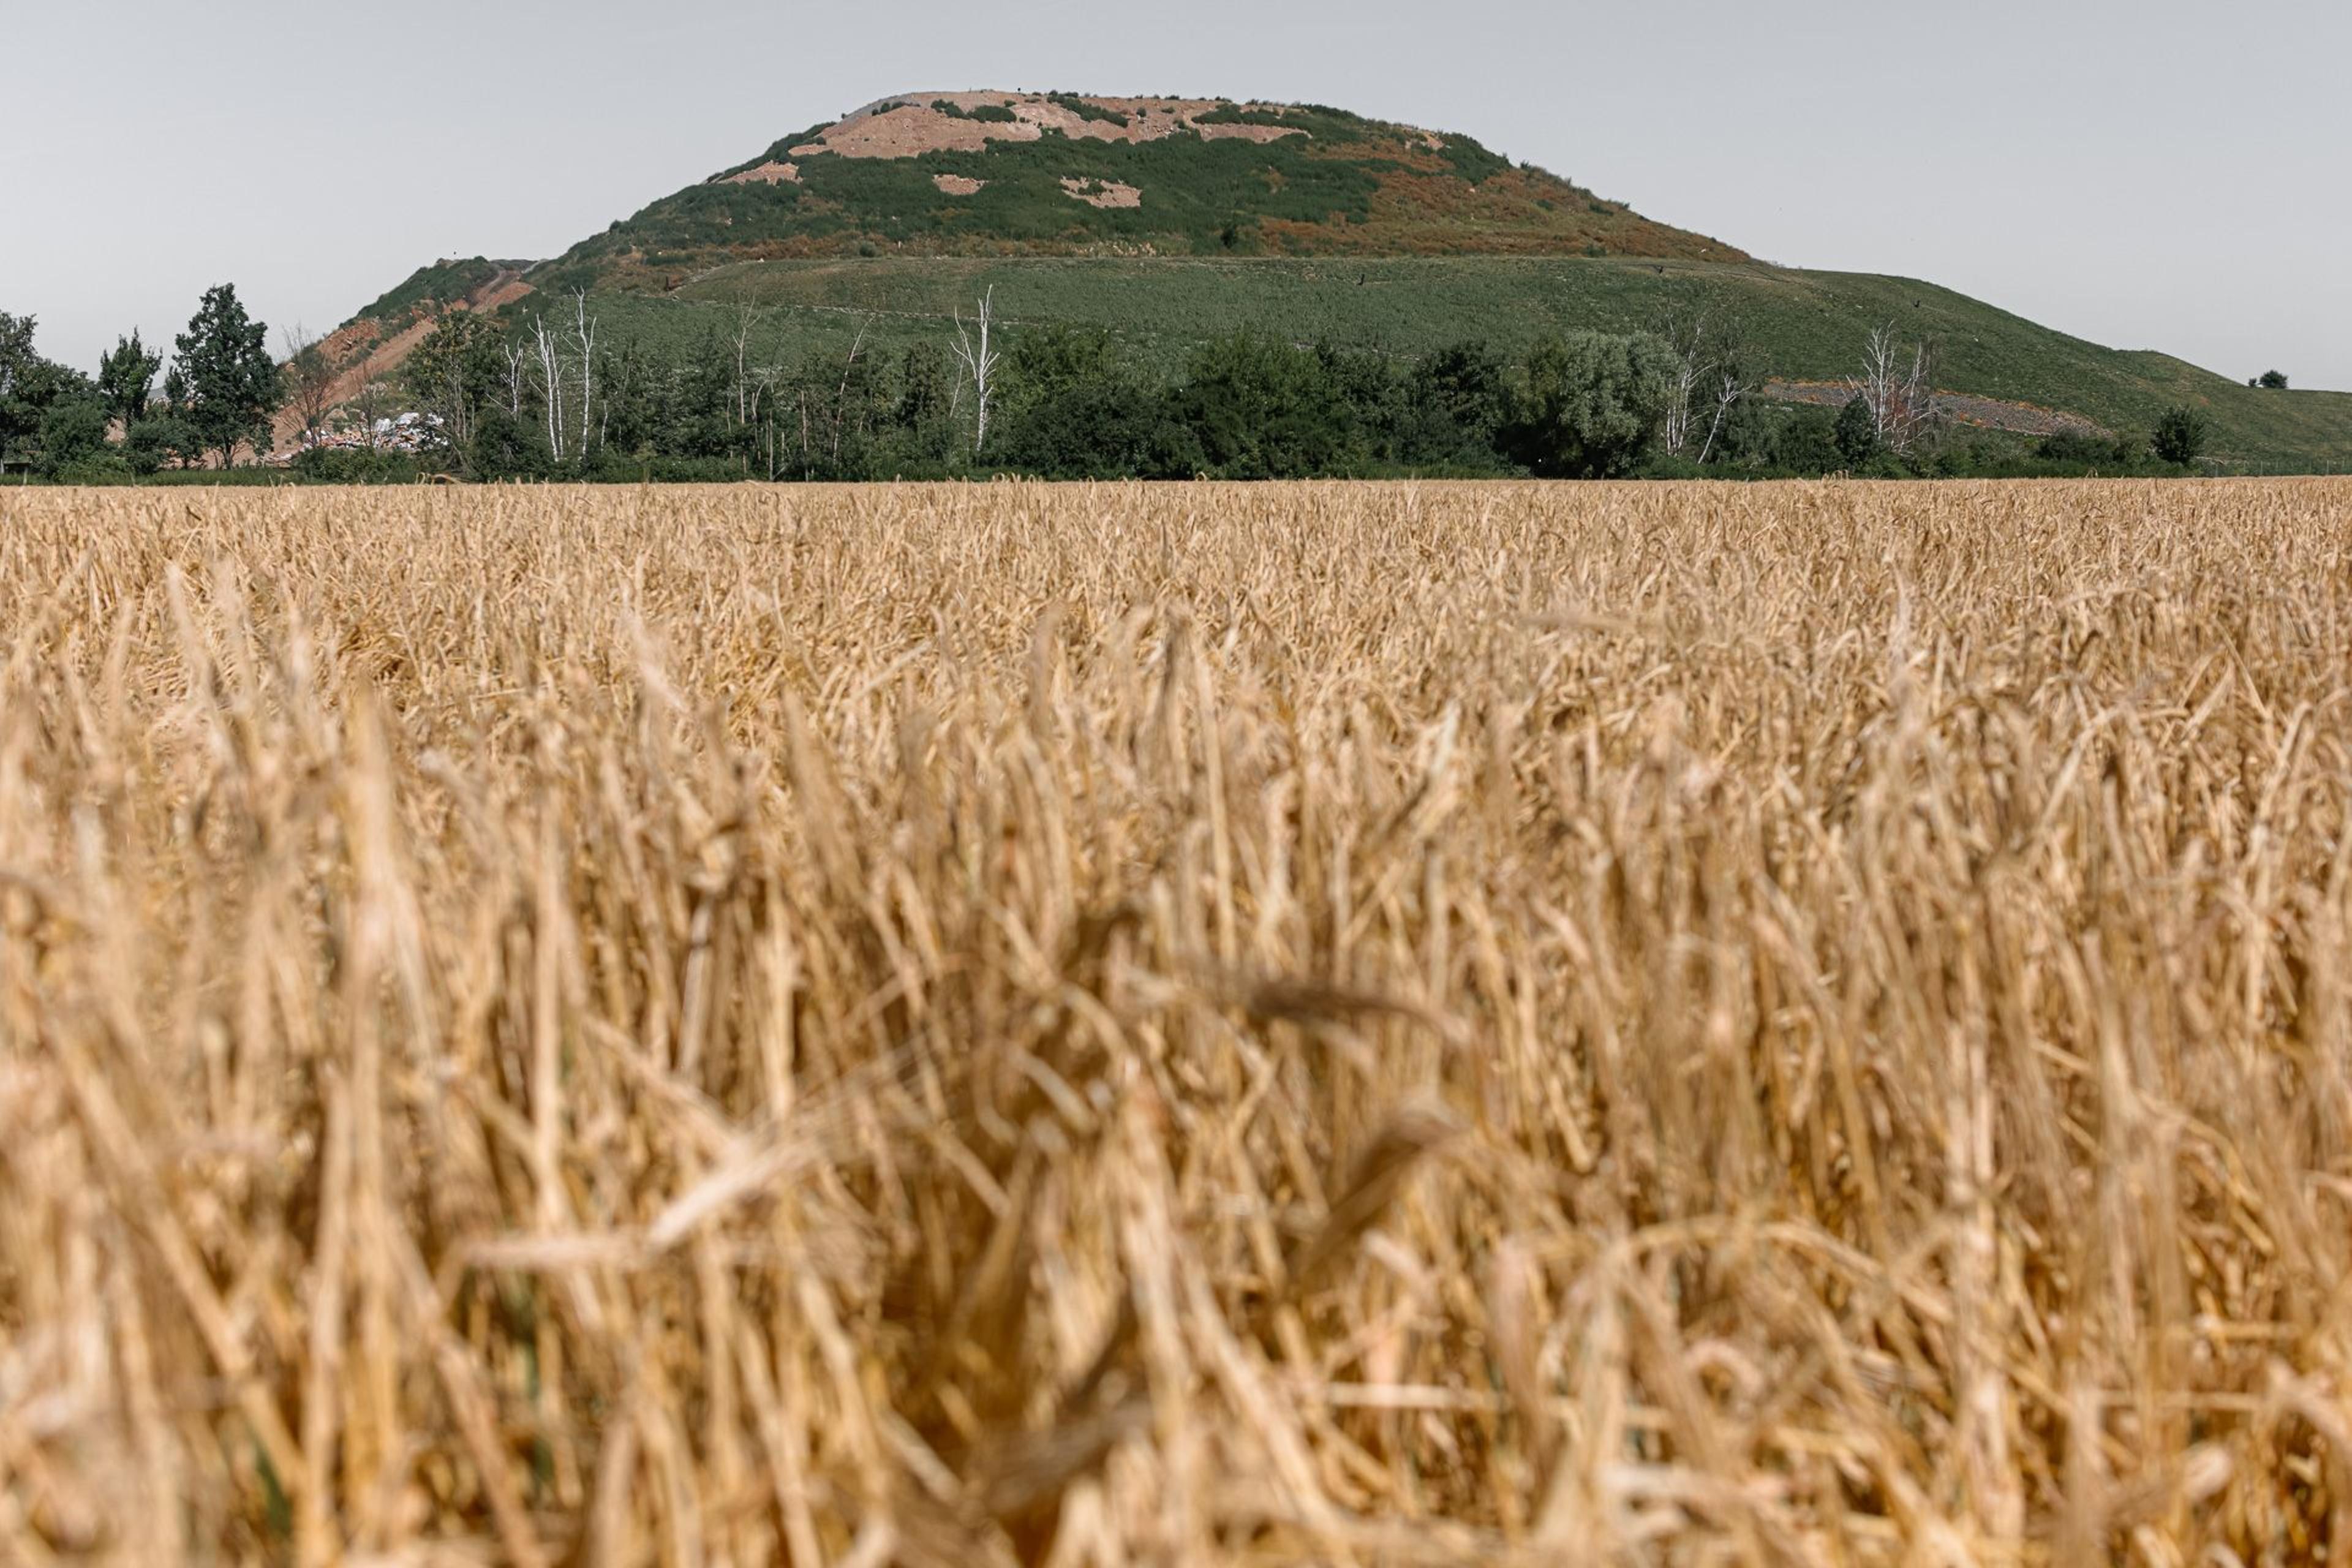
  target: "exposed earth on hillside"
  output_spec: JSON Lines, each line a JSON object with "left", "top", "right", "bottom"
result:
{"left": 283, "top": 266, "right": 529, "bottom": 450}
{"left": 783, "top": 94, "right": 1311, "bottom": 159}
{"left": 513, "top": 91, "right": 1749, "bottom": 293}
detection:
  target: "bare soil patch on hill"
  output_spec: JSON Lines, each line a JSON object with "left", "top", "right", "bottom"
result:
{"left": 271, "top": 271, "right": 533, "bottom": 450}
{"left": 791, "top": 93, "right": 1310, "bottom": 160}
{"left": 1061, "top": 176, "right": 1143, "bottom": 209}
{"left": 720, "top": 160, "right": 801, "bottom": 186}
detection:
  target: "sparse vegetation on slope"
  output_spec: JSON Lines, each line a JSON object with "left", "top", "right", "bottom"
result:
{"left": 528, "top": 93, "right": 1743, "bottom": 292}
{"left": 6, "top": 480, "right": 2352, "bottom": 1561}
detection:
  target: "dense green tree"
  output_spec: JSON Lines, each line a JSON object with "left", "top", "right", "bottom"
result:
{"left": 404, "top": 311, "right": 508, "bottom": 455}
{"left": 124, "top": 413, "right": 200, "bottom": 475}
{"left": 761, "top": 342, "right": 892, "bottom": 480}
{"left": 1504, "top": 333, "right": 1675, "bottom": 478}
{"left": 2152, "top": 405, "right": 2210, "bottom": 467}
{"left": 0, "top": 312, "right": 94, "bottom": 467}
{"left": 97, "top": 331, "right": 162, "bottom": 425}
{"left": 991, "top": 327, "right": 1184, "bottom": 478}
{"left": 468, "top": 404, "right": 557, "bottom": 480}
{"left": 36, "top": 398, "right": 113, "bottom": 476}
{"left": 174, "top": 284, "right": 281, "bottom": 467}
{"left": 1313, "top": 343, "right": 1401, "bottom": 466}
{"left": 589, "top": 337, "right": 670, "bottom": 464}
{"left": 1168, "top": 333, "right": 1355, "bottom": 478}
{"left": 1393, "top": 341, "right": 1510, "bottom": 472}
{"left": 1834, "top": 395, "right": 1881, "bottom": 467}
{"left": 889, "top": 342, "right": 962, "bottom": 470}
{"left": 2255, "top": 369, "right": 2289, "bottom": 390}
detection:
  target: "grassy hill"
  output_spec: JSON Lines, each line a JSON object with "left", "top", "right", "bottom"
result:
{"left": 528, "top": 92, "right": 1746, "bottom": 289}
{"left": 329, "top": 92, "right": 2352, "bottom": 472}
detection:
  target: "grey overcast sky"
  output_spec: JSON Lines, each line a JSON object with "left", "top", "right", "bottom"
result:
{"left": 4, "top": 0, "right": 2347, "bottom": 388}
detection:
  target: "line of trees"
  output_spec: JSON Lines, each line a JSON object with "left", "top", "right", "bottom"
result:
{"left": 380, "top": 302, "right": 2211, "bottom": 483}
{"left": 4, "top": 282, "right": 2225, "bottom": 482}
{"left": 1, "top": 284, "right": 282, "bottom": 478}
{"left": 386, "top": 307, "right": 1727, "bottom": 483}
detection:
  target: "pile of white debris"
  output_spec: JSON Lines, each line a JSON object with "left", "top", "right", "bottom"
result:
{"left": 278, "top": 411, "right": 447, "bottom": 463}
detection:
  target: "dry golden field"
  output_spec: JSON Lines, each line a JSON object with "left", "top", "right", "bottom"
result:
{"left": 4, "top": 479, "right": 2352, "bottom": 1566}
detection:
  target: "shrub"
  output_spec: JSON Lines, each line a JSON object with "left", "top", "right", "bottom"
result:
{"left": 124, "top": 415, "right": 198, "bottom": 475}
{"left": 2037, "top": 428, "right": 2143, "bottom": 469}
{"left": 36, "top": 398, "right": 111, "bottom": 477}
{"left": 1834, "top": 396, "right": 1880, "bottom": 468}
{"left": 2152, "top": 405, "right": 2211, "bottom": 468}
{"left": 1769, "top": 407, "right": 1844, "bottom": 476}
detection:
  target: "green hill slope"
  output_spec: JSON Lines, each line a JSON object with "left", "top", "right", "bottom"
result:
{"left": 333, "top": 91, "right": 2352, "bottom": 472}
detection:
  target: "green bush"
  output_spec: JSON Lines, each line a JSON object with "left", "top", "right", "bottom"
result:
{"left": 1167, "top": 333, "right": 1360, "bottom": 479}
{"left": 36, "top": 398, "right": 111, "bottom": 476}
{"left": 2036, "top": 428, "right": 2142, "bottom": 469}
{"left": 1834, "top": 396, "right": 1880, "bottom": 468}
{"left": 124, "top": 415, "right": 198, "bottom": 475}
{"left": 1045, "top": 94, "right": 1129, "bottom": 126}
{"left": 2152, "top": 405, "right": 2210, "bottom": 467}
{"left": 1504, "top": 333, "right": 1676, "bottom": 478}
{"left": 290, "top": 447, "right": 426, "bottom": 484}
{"left": 1768, "top": 407, "right": 1843, "bottom": 476}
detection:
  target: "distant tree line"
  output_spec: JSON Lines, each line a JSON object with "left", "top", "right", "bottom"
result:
{"left": 369, "top": 297, "right": 2217, "bottom": 484}
{"left": 3, "top": 282, "right": 2225, "bottom": 483}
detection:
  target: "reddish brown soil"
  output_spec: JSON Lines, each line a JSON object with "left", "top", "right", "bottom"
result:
{"left": 791, "top": 94, "right": 1310, "bottom": 160}
{"left": 270, "top": 271, "right": 533, "bottom": 451}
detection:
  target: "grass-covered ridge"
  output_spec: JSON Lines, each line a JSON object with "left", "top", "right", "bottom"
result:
{"left": 342, "top": 257, "right": 514, "bottom": 331}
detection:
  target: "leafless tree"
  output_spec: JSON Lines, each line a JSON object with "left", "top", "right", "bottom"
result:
{"left": 950, "top": 287, "right": 1003, "bottom": 453}
{"left": 1692, "top": 319, "right": 1757, "bottom": 467}
{"left": 1696, "top": 360, "right": 1756, "bottom": 467}
{"left": 531, "top": 312, "right": 567, "bottom": 460}
{"left": 350, "top": 376, "right": 394, "bottom": 454}
{"left": 829, "top": 318, "right": 872, "bottom": 466}
{"left": 731, "top": 304, "right": 773, "bottom": 428}
{"left": 1850, "top": 323, "right": 1940, "bottom": 455}
{"left": 494, "top": 341, "right": 529, "bottom": 418}
{"left": 1654, "top": 309, "right": 1713, "bottom": 459}
{"left": 568, "top": 290, "right": 598, "bottom": 460}
{"left": 281, "top": 323, "right": 341, "bottom": 453}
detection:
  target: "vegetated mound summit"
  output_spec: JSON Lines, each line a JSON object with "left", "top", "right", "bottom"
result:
{"left": 526, "top": 91, "right": 1747, "bottom": 291}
